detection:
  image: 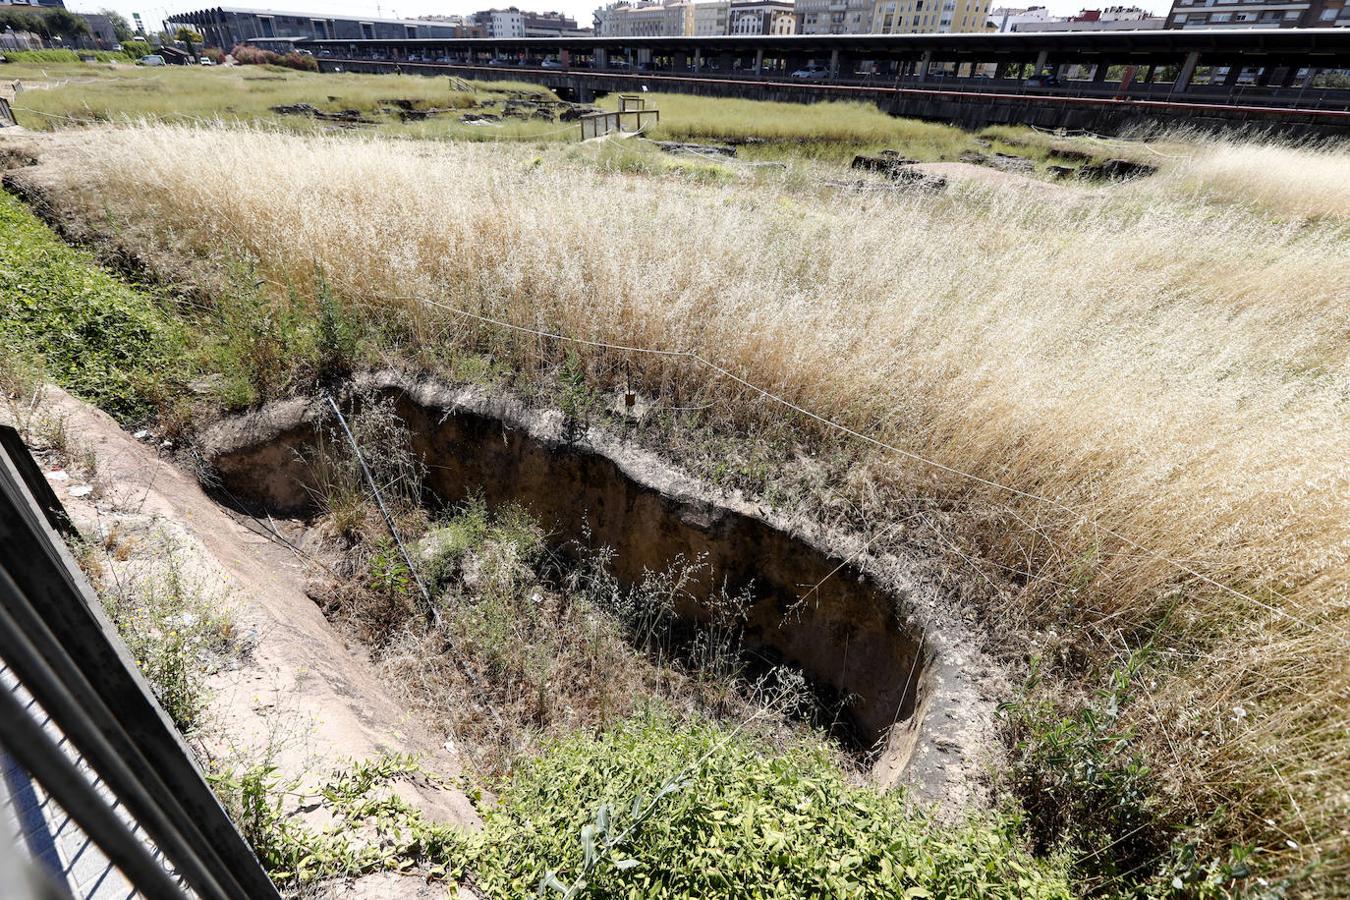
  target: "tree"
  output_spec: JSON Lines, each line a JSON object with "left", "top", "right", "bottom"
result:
{"left": 99, "top": 8, "right": 136, "bottom": 43}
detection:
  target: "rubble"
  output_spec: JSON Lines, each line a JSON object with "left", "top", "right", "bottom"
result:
{"left": 1076, "top": 157, "right": 1158, "bottom": 181}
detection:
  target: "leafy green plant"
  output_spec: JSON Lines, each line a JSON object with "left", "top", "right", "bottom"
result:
{"left": 468, "top": 710, "right": 1073, "bottom": 899}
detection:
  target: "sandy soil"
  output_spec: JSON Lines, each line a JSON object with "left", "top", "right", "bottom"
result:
{"left": 4, "top": 385, "right": 477, "bottom": 896}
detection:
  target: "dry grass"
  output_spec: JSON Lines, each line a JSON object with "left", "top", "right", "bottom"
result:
{"left": 18, "top": 123, "right": 1350, "bottom": 889}
{"left": 3, "top": 63, "right": 561, "bottom": 140}
{"left": 1163, "top": 137, "right": 1350, "bottom": 221}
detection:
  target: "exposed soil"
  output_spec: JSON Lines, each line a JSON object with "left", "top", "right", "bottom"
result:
{"left": 199, "top": 370, "right": 1008, "bottom": 809}
{"left": 2, "top": 385, "right": 478, "bottom": 896}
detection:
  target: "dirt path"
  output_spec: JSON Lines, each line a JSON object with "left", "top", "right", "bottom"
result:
{"left": 6, "top": 385, "right": 477, "bottom": 895}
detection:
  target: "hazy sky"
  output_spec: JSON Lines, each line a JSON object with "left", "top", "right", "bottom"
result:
{"left": 69, "top": 0, "right": 1171, "bottom": 39}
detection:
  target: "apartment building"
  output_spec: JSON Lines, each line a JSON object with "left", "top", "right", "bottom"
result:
{"left": 595, "top": 0, "right": 688, "bottom": 35}
{"left": 595, "top": 0, "right": 793, "bottom": 35}
{"left": 795, "top": 0, "right": 873, "bottom": 33}
{"left": 1166, "top": 0, "right": 1349, "bottom": 27}
{"left": 868, "top": 0, "right": 993, "bottom": 33}
{"left": 729, "top": 0, "right": 797, "bottom": 32}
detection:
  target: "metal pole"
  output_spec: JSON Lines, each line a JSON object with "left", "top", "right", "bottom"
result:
{"left": 324, "top": 395, "right": 437, "bottom": 625}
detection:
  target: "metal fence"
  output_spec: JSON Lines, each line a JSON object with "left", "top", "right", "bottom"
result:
{"left": 0, "top": 425, "right": 280, "bottom": 900}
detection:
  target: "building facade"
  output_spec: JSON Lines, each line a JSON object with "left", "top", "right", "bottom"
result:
{"left": 165, "top": 7, "right": 470, "bottom": 47}
{"left": 728, "top": 0, "right": 796, "bottom": 33}
{"left": 1165, "top": 0, "right": 1349, "bottom": 27}
{"left": 867, "top": 0, "right": 992, "bottom": 33}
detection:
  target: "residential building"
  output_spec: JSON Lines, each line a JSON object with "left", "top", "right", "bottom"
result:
{"left": 1014, "top": 6, "right": 1163, "bottom": 29}
{"left": 728, "top": 0, "right": 796, "bottom": 33}
{"left": 987, "top": 4, "right": 1053, "bottom": 30}
{"left": 0, "top": 0, "right": 66, "bottom": 7}
{"left": 163, "top": 7, "right": 467, "bottom": 48}
{"left": 1165, "top": 0, "right": 1349, "bottom": 28}
{"left": 796, "top": 0, "right": 872, "bottom": 33}
{"left": 868, "top": 0, "right": 993, "bottom": 33}
{"left": 594, "top": 0, "right": 689, "bottom": 36}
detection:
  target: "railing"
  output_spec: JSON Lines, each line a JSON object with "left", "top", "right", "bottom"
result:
{"left": 578, "top": 103, "right": 661, "bottom": 139}
{"left": 0, "top": 425, "right": 281, "bottom": 900}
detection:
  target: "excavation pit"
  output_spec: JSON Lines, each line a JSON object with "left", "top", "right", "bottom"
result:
{"left": 201, "top": 375, "right": 948, "bottom": 783}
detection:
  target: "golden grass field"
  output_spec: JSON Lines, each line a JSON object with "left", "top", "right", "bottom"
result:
{"left": 4, "top": 75, "right": 1348, "bottom": 891}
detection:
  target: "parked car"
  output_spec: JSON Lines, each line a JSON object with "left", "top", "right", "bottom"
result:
{"left": 138, "top": 55, "right": 165, "bottom": 67}
{"left": 540, "top": 58, "right": 564, "bottom": 69}
{"left": 1025, "top": 70, "right": 1060, "bottom": 88}
{"left": 199, "top": 57, "right": 214, "bottom": 66}
{"left": 791, "top": 64, "right": 828, "bottom": 80}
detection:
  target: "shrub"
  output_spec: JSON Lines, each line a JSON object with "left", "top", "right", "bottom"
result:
{"left": 201, "top": 46, "right": 225, "bottom": 64}
{"left": 229, "top": 43, "right": 317, "bottom": 72}
{"left": 121, "top": 39, "right": 150, "bottom": 59}
{"left": 466, "top": 711, "right": 1074, "bottom": 899}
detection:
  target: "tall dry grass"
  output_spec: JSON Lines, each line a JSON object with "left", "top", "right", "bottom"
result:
{"left": 1162, "top": 137, "right": 1350, "bottom": 221}
{"left": 24, "top": 124, "right": 1350, "bottom": 887}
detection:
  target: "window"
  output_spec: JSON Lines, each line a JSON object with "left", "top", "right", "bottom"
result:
{"left": 361, "top": 22, "right": 374, "bottom": 39}
{"left": 405, "top": 25, "right": 416, "bottom": 37}
{"left": 1210, "top": 12, "right": 1229, "bottom": 20}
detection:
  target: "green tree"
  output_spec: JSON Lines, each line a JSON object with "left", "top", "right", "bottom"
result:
{"left": 99, "top": 8, "right": 136, "bottom": 43}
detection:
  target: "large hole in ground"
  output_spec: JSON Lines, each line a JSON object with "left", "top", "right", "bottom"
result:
{"left": 201, "top": 378, "right": 935, "bottom": 777}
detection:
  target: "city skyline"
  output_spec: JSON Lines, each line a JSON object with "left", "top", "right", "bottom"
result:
{"left": 66, "top": 0, "right": 1172, "bottom": 40}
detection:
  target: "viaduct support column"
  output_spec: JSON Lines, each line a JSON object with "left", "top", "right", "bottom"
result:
{"left": 1092, "top": 59, "right": 1109, "bottom": 81}
{"left": 594, "top": 48, "right": 608, "bottom": 69}
{"left": 1223, "top": 63, "right": 1243, "bottom": 87}
{"left": 1033, "top": 49, "right": 1048, "bottom": 75}
{"left": 754, "top": 48, "right": 763, "bottom": 75}
{"left": 915, "top": 50, "right": 932, "bottom": 81}
{"left": 829, "top": 48, "right": 839, "bottom": 79}
{"left": 1174, "top": 50, "right": 1200, "bottom": 92}
{"left": 693, "top": 48, "right": 702, "bottom": 72}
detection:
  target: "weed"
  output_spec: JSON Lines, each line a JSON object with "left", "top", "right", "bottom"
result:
{"left": 98, "top": 540, "right": 238, "bottom": 734}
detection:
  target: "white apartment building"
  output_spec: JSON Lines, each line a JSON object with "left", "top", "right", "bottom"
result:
{"left": 871, "top": 0, "right": 993, "bottom": 33}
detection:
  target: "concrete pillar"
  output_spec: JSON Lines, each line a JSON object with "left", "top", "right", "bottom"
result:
{"left": 754, "top": 48, "right": 763, "bottom": 75}
{"left": 1280, "top": 65, "right": 1301, "bottom": 88}
{"left": 673, "top": 51, "right": 688, "bottom": 71}
{"left": 915, "top": 50, "right": 932, "bottom": 81}
{"left": 1143, "top": 63, "right": 1156, "bottom": 83}
{"left": 594, "top": 48, "right": 608, "bottom": 68}
{"left": 1223, "top": 64, "right": 1243, "bottom": 87}
{"left": 829, "top": 48, "right": 839, "bottom": 79}
{"left": 1033, "top": 50, "right": 1048, "bottom": 75}
{"left": 1255, "top": 64, "right": 1274, "bottom": 87}
{"left": 1092, "top": 60, "right": 1109, "bottom": 82}
{"left": 1174, "top": 50, "right": 1200, "bottom": 93}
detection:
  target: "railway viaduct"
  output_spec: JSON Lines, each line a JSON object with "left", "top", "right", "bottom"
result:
{"left": 304, "top": 29, "right": 1350, "bottom": 136}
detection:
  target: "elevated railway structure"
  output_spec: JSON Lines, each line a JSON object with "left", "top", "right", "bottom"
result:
{"left": 303, "top": 29, "right": 1350, "bottom": 136}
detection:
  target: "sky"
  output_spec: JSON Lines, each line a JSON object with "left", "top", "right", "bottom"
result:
{"left": 68, "top": 0, "right": 1171, "bottom": 39}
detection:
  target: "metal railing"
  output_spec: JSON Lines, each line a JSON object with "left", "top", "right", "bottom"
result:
{"left": 0, "top": 425, "right": 281, "bottom": 900}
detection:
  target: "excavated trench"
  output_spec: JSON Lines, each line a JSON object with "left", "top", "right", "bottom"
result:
{"left": 200, "top": 373, "right": 990, "bottom": 795}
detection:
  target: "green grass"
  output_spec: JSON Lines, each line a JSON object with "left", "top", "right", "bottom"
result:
{"left": 0, "top": 189, "right": 179, "bottom": 419}
{"left": 3, "top": 49, "right": 133, "bottom": 63}
{"left": 602, "top": 91, "right": 978, "bottom": 161}
{"left": 5, "top": 62, "right": 565, "bottom": 140}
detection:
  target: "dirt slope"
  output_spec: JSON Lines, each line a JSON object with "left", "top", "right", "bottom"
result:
{"left": 5, "top": 384, "right": 477, "bottom": 895}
